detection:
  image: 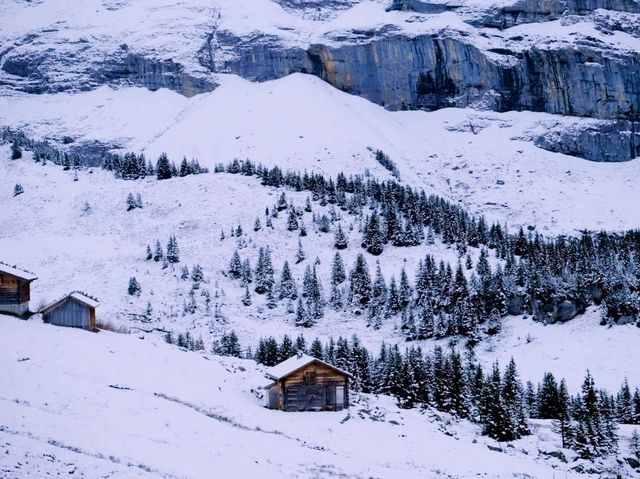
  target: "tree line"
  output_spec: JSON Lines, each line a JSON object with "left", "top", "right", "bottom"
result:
{"left": 216, "top": 159, "right": 640, "bottom": 327}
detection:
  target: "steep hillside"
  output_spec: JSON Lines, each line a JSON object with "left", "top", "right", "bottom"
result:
{"left": 3, "top": 75, "right": 640, "bottom": 234}
{"left": 1, "top": 316, "right": 637, "bottom": 478}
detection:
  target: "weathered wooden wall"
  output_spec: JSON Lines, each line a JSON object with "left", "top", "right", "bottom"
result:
{"left": 43, "top": 298, "right": 94, "bottom": 329}
{"left": 0, "top": 273, "right": 24, "bottom": 305}
{"left": 281, "top": 363, "right": 349, "bottom": 412}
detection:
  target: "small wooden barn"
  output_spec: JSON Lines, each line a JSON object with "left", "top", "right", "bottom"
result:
{"left": 40, "top": 292, "right": 99, "bottom": 330}
{"left": 0, "top": 263, "right": 37, "bottom": 317}
{"left": 264, "top": 353, "right": 351, "bottom": 412}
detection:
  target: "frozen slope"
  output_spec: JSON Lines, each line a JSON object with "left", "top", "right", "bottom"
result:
{"left": 1, "top": 148, "right": 639, "bottom": 394}
{"left": 0, "top": 316, "right": 620, "bottom": 479}
{"left": 2, "top": 74, "right": 640, "bottom": 233}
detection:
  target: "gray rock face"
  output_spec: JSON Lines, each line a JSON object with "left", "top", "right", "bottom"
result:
{"left": 534, "top": 120, "right": 640, "bottom": 162}
{"left": 210, "top": 31, "right": 640, "bottom": 121}
{"left": 0, "top": 43, "right": 216, "bottom": 97}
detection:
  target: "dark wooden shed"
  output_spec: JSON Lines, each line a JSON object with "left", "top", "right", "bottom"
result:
{"left": 40, "top": 292, "right": 99, "bottom": 330}
{"left": 264, "top": 353, "right": 351, "bottom": 412}
{"left": 0, "top": 263, "right": 37, "bottom": 317}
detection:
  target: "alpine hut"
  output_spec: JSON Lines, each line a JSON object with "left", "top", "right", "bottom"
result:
{"left": 264, "top": 353, "right": 351, "bottom": 411}
{"left": 40, "top": 292, "right": 100, "bottom": 330}
{"left": 0, "top": 263, "right": 37, "bottom": 316}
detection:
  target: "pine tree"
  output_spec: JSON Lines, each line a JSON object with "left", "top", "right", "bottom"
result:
{"left": 630, "top": 430, "right": 640, "bottom": 460}
{"left": 287, "top": 208, "right": 299, "bottom": 231}
{"left": 502, "top": 358, "right": 529, "bottom": 438}
{"left": 398, "top": 267, "right": 413, "bottom": 312}
{"left": 367, "top": 262, "right": 387, "bottom": 329}
{"left": 278, "top": 261, "right": 297, "bottom": 300}
{"left": 254, "top": 247, "right": 275, "bottom": 294}
{"left": 253, "top": 217, "right": 262, "bottom": 232}
{"left": 126, "top": 192, "right": 137, "bottom": 210}
{"left": 295, "top": 239, "right": 306, "bottom": 264}
{"left": 128, "top": 276, "right": 142, "bottom": 296}
{"left": 211, "top": 331, "right": 242, "bottom": 357}
{"left": 242, "top": 285, "right": 252, "bottom": 306}
{"left": 616, "top": 378, "right": 634, "bottom": 424}
{"left": 295, "top": 297, "right": 312, "bottom": 327}
{"left": 153, "top": 240, "right": 163, "bottom": 262}
{"left": 279, "top": 335, "right": 296, "bottom": 362}
{"left": 537, "top": 372, "right": 561, "bottom": 419}
{"left": 310, "top": 338, "right": 323, "bottom": 359}
{"left": 228, "top": 251, "right": 242, "bottom": 279}
{"left": 349, "top": 253, "right": 372, "bottom": 307}
{"left": 552, "top": 379, "right": 573, "bottom": 449}
{"left": 361, "top": 213, "right": 384, "bottom": 255}
{"left": 180, "top": 265, "right": 190, "bottom": 280}
{"left": 166, "top": 235, "right": 180, "bottom": 263}
{"left": 145, "top": 244, "right": 153, "bottom": 261}
{"left": 334, "top": 223, "right": 348, "bottom": 250}
{"left": 156, "top": 153, "right": 172, "bottom": 180}
{"left": 135, "top": 193, "right": 143, "bottom": 208}
{"left": 11, "top": 140, "right": 22, "bottom": 160}
{"left": 241, "top": 258, "right": 252, "bottom": 285}
{"left": 13, "top": 184, "right": 24, "bottom": 197}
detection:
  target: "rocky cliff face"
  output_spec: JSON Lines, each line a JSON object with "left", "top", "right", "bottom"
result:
{"left": 208, "top": 30, "right": 640, "bottom": 122}
{"left": 1, "top": 0, "right": 639, "bottom": 161}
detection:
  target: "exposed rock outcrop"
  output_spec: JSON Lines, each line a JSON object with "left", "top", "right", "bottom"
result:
{"left": 210, "top": 31, "right": 640, "bottom": 121}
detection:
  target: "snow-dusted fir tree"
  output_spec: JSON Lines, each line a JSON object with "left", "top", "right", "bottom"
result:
{"left": 128, "top": 276, "right": 142, "bottom": 296}
{"left": 254, "top": 247, "right": 274, "bottom": 294}
{"left": 278, "top": 260, "right": 297, "bottom": 300}
{"left": 334, "top": 223, "right": 348, "bottom": 250}
{"left": 228, "top": 250, "right": 242, "bottom": 279}
{"left": 349, "top": 253, "right": 372, "bottom": 307}
{"left": 166, "top": 235, "right": 180, "bottom": 263}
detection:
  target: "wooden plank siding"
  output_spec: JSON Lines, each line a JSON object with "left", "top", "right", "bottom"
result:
{"left": 280, "top": 363, "right": 349, "bottom": 412}
{"left": 43, "top": 297, "right": 94, "bottom": 329}
{"left": 0, "top": 273, "right": 23, "bottom": 305}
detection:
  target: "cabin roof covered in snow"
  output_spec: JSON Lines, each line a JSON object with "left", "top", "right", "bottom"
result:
{"left": 0, "top": 263, "right": 37, "bottom": 282}
{"left": 265, "top": 354, "right": 352, "bottom": 382}
{"left": 40, "top": 292, "right": 100, "bottom": 313}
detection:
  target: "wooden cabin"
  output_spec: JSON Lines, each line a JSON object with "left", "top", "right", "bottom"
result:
{"left": 0, "top": 264, "right": 37, "bottom": 317}
{"left": 40, "top": 292, "right": 99, "bottom": 330}
{"left": 264, "top": 353, "right": 351, "bottom": 412}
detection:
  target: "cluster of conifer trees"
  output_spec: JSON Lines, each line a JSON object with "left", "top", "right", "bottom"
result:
{"left": 103, "top": 152, "right": 207, "bottom": 180}
{"left": 217, "top": 159, "right": 640, "bottom": 327}
{"left": 246, "top": 333, "right": 638, "bottom": 456}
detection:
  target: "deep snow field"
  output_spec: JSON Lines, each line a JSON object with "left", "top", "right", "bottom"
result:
{"left": 2, "top": 74, "right": 640, "bottom": 234}
{"left": 1, "top": 316, "right": 638, "bottom": 479}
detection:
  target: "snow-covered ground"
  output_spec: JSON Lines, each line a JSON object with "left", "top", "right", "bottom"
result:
{"left": 1, "top": 316, "right": 638, "bottom": 478}
{"left": 2, "top": 146, "right": 639, "bottom": 396}
{"left": 3, "top": 74, "right": 640, "bottom": 234}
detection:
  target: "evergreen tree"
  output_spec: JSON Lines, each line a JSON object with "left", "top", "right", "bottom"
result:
{"left": 156, "top": 153, "right": 172, "bottom": 180}
{"left": 153, "top": 240, "right": 163, "bottom": 262}
{"left": 211, "top": 331, "right": 242, "bottom": 357}
{"left": 166, "top": 235, "right": 180, "bottom": 263}
{"left": 254, "top": 247, "right": 275, "bottom": 294}
{"left": 287, "top": 208, "right": 299, "bottom": 231}
{"left": 552, "top": 379, "right": 573, "bottom": 449}
{"left": 254, "top": 217, "right": 262, "bottom": 232}
{"left": 367, "top": 262, "right": 387, "bottom": 329}
{"left": 128, "top": 276, "right": 142, "bottom": 296}
{"left": 13, "top": 184, "right": 24, "bottom": 197}
{"left": 228, "top": 251, "right": 242, "bottom": 279}
{"left": 334, "top": 223, "right": 348, "bottom": 250}
{"left": 279, "top": 335, "right": 296, "bottom": 362}
{"left": 145, "top": 244, "right": 153, "bottom": 261}
{"left": 310, "top": 338, "right": 324, "bottom": 359}
{"left": 616, "top": 378, "right": 634, "bottom": 424}
{"left": 295, "top": 297, "right": 312, "bottom": 327}
{"left": 126, "top": 192, "right": 137, "bottom": 210}
{"left": 502, "top": 358, "right": 529, "bottom": 438}
{"left": 11, "top": 140, "right": 22, "bottom": 160}
{"left": 630, "top": 430, "right": 640, "bottom": 460}
{"left": 349, "top": 253, "right": 372, "bottom": 307}
{"left": 278, "top": 260, "right": 297, "bottom": 300}
{"left": 242, "top": 285, "right": 252, "bottom": 306}
{"left": 241, "top": 258, "right": 252, "bottom": 285}
{"left": 537, "top": 372, "right": 561, "bottom": 419}
{"left": 361, "top": 213, "right": 384, "bottom": 255}
{"left": 295, "top": 239, "right": 306, "bottom": 264}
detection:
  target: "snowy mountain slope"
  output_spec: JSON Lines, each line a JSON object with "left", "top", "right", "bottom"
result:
{"left": 3, "top": 75, "right": 640, "bottom": 234}
{"left": 2, "top": 316, "right": 636, "bottom": 478}
{"left": 2, "top": 146, "right": 640, "bottom": 395}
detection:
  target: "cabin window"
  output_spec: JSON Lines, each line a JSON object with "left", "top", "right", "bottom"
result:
{"left": 304, "top": 371, "right": 316, "bottom": 385}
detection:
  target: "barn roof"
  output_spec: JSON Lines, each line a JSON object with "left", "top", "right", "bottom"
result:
{"left": 265, "top": 353, "right": 352, "bottom": 382}
{"left": 0, "top": 263, "right": 37, "bottom": 282}
{"left": 40, "top": 291, "right": 100, "bottom": 314}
